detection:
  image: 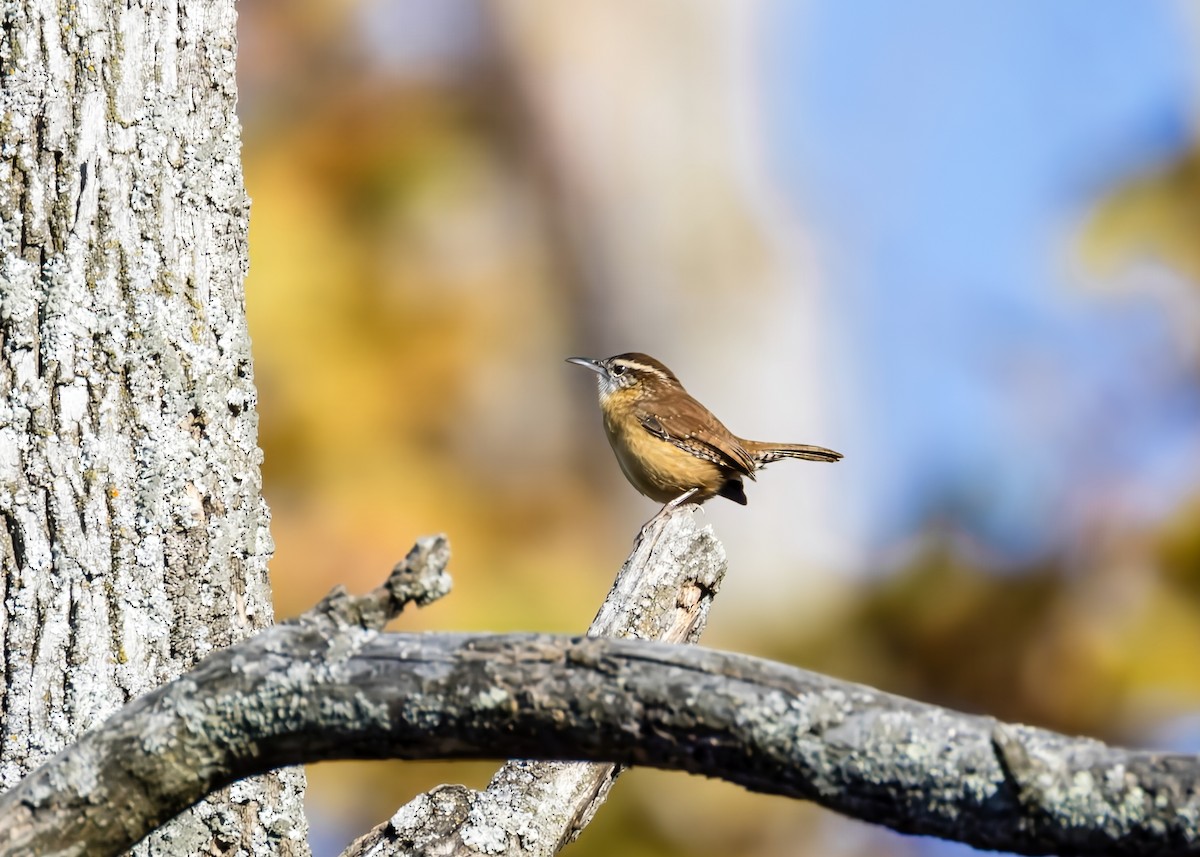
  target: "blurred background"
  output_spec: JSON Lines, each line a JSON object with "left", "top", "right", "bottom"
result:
{"left": 236, "top": 1, "right": 1200, "bottom": 854}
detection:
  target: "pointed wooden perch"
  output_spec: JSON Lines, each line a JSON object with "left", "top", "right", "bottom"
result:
{"left": 0, "top": 520, "right": 1196, "bottom": 857}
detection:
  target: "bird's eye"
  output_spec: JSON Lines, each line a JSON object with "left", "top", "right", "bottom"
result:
{"left": 610, "top": 364, "right": 626, "bottom": 377}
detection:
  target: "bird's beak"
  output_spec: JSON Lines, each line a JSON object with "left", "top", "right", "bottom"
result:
{"left": 566, "top": 357, "right": 607, "bottom": 377}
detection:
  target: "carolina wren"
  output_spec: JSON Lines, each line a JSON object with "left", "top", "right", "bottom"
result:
{"left": 568, "top": 353, "right": 841, "bottom": 511}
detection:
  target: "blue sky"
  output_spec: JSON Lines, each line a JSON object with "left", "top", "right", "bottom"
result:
{"left": 765, "top": 0, "right": 1200, "bottom": 560}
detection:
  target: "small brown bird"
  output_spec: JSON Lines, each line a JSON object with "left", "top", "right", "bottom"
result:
{"left": 567, "top": 353, "right": 841, "bottom": 511}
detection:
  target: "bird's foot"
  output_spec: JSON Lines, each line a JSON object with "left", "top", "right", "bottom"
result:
{"left": 633, "top": 489, "right": 699, "bottom": 547}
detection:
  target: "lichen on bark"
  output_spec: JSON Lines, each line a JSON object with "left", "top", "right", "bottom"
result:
{"left": 0, "top": 0, "right": 308, "bottom": 853}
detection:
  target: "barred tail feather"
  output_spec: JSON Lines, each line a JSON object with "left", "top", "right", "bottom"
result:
{"left": 744, "top": 440, "right": 843, "bottom": 465}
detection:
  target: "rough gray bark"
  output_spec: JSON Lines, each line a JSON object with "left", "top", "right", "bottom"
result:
{"left": 0, "top": 0, "right": 307, "bottom": 853}
{"left": 1, "top": 531, "right": 1197, "bottom": 857}
{"left": 345, "top": 509, "right": 727, "bottom": 857}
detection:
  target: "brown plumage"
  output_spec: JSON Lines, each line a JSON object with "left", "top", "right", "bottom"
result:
{"left": 567, "top": 352, "right": 842, "bottom": 507}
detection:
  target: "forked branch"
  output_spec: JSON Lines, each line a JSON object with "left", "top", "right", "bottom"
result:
{"left": 0, "top": 527, "right": 1196, "bottom": 857}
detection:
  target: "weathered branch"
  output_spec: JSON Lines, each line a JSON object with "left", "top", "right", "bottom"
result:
{"left": 345, "top": 507, "right": 727, "bottom": 857}
{"left": 0, "top": 535, "right": 453, "bottom": 857}
{"left": 0, "top": 532, "right": 1197, "bottom": 857}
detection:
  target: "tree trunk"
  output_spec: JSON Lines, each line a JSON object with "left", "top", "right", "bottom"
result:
{"left": 0, "top": 0, "right": 308, "bottom": 853}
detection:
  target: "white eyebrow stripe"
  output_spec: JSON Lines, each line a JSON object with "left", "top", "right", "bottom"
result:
{"left": 611, "top": 360, "right": 672, "bottom": 383}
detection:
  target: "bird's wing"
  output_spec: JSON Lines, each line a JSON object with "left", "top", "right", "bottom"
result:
{"left": 638, "top": 398, "right": 757, "bottom": 478}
